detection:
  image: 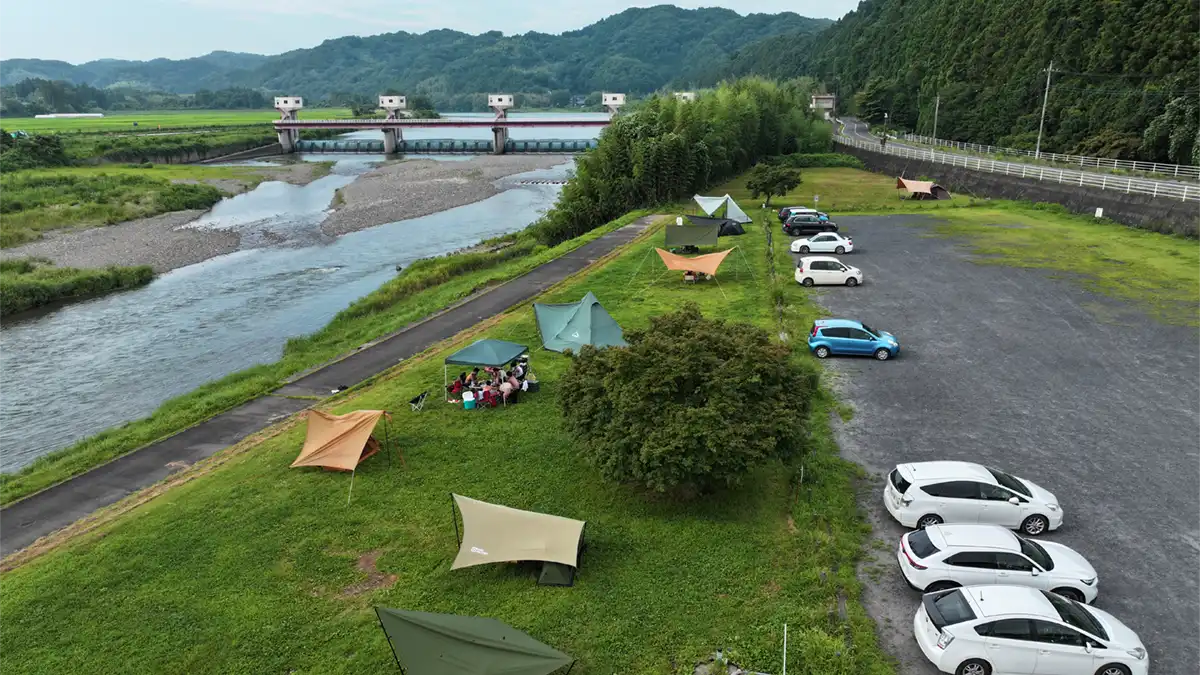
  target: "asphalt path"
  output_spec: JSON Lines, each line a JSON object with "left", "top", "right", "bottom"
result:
{"left": 0, "top": 216, "right": 657, "bottom": 557}
{"left": 789, "top": 215, "right": 1199, "bottom": 675}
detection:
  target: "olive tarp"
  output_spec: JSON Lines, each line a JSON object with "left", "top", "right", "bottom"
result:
{"left": 451, "top": 494, "right": 586, "bottom": 586}
{"left": 684, "top": 214, "right": 746, "bottom": 236}
{"left": 290, "top": 410, "right": 388, "bottom": 472}
{"left": 533, "top": 291, "right": 628, "bottom": 353}
{"left": 664, "top": 223, "right": 719, "bottom": 247}
{"left": 375, "top": 607, "right": 575, "bottom": 675}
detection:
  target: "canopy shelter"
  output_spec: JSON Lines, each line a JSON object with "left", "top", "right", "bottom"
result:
{"left": 533, "top": 291, "right": 628, "bottom": 353}
{"left": 693, "top": 194, "right": 751, "bottom": 224}
{"left": 684, "top": 214, "right": 745, "bottom": 236}
{"left": 375, "top": 607, "right": 575, "bottom": 675}
{"left": 444, "top": 339, "right": 529, "bottom": 393}
{"left": 896, "top": 177, "right": 951, "bottom": 200}
{"left": 451, "top": 494, "right": 586, "bottom": 586}
{"left": 654, "top": 247, "right": 733, "bottom": 277}
{"left": 664, "top": 223, "right": 719, "bottom": 248}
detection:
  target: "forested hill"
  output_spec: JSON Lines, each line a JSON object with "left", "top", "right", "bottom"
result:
{"left": 0, "top": 6, "right": 829, "bottom": 107}
{"left": 708, "top": 0, "right": 1199, "bottom": 164}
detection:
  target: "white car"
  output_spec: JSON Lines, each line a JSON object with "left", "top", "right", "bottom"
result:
{"left": 898, "top": 524, "right": 1098, "bottom": 603}
{"left": 795, "top": 256, "right": 863, "bottom": 287}
{"left": 914, "top": 585, "right": 1148, "bottom": 675}
{"left": 885, "top": 461, "right": 1064, "bottom": 536}
{"left": 790, "top": 232, "right": 853, "bottom": 254}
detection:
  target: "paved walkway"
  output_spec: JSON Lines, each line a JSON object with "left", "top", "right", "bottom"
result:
{"left": 1, "top": 216, "right": 658, "bottom": 557}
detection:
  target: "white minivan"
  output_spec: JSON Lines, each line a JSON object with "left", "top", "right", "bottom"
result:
{"left": 795, "top": 256, "right": 862, "bottom": 287}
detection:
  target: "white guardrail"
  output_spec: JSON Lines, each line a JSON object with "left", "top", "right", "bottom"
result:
{"left": 835, "top": 135, "right": 1199, "bottom": 202}
{"left": 901, "top": 132, "right": 1200, "bottom": 182}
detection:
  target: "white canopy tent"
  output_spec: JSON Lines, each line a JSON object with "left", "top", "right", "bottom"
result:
{"left": 693, "top": 194, "right": 751, "bottom": 224}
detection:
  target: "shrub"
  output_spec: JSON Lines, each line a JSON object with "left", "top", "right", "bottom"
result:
{"left": 560, "top": 303, "right": 817, "bottom": 496}
{"left": 766, "top": 153, "right": 865, "bottom": 169}
{"left": 0, "top": 258, "right": 154, "bottom": 314}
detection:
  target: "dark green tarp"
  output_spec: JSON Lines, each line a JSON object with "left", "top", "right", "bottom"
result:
{"left": 533, "top": 292, "right": 627, "bottom": 353}
{"left": 664, "top": 224, "right": 719, "bottom": 247}
{"left": 375, "top": 608, "right": 574, "bottom": 675}
{"left": 444, "top": 339, "right": 528, "bottom": 367}
{"left": 685, "top": 215, "right": 746, "bottom": 236}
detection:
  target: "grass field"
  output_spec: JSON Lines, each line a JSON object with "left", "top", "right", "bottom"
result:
{"left": 3, "top": 108, "right": 354, "bottom": 133}
{"left": 0, "top": 257, "right": 154, "bottom": 314}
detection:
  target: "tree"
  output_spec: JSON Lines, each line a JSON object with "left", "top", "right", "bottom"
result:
{"left": 560, "top": 303, "right": 817, "bottom": 497}
{"left": 745, "top": 163, "right": 801, "bottom": 206}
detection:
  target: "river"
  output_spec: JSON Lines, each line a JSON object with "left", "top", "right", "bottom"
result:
{"left": 0, "top": 113, "right": 604, "bottom": 472}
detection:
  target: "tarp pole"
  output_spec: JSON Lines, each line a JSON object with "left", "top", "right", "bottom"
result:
{"left": 384, "top": 414, "right": 392, "bottom": 469}
{"left": 347, "top": 470, "right": 356, "bottom": 506}
{"left": 563, "top": 660, "right": 577, "bottom": 675}
{"left": 450, "top": 493, "right": 461, "bottom": 547}
{"left": 782, "top": 623, "right": 788, "bottom": 675}
{"left": 375, "top": 608, "right": 405, "bottom": 673}
{"left": 712, "top": 274, "right": 729, "bottom": 300}
{"left": 443, "top": 365, "right": 448, "bottom": 403}
{"left": 625, "top": 246, "right": 654, "bottom": 288}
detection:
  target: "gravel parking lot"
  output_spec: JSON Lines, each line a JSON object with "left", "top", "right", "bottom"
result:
{"left": 792, "top": 215, "right": 1199, "bottom": 675}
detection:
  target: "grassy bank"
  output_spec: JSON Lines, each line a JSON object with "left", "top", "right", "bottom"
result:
{"left": 0, "top": 211, "right": 652, "bottom": 505}
{"left": 0, "top": 194, "right": 893, "bottom": 674}
{"left": 4, "top": 108, "right": 354, "bottom": 133}
{"left": 0, "top": 258, "right": 154, "bottom": 314}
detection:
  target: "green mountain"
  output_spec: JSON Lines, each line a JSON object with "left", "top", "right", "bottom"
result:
{"left": 0, "top": 6, "right": 830, "bottom": 107}
{"left": 708, "top": 0, "right": 1199, "bottom": 163}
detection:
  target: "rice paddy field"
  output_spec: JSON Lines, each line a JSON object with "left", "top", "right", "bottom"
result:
{"left": 2, "top": 109, "right": 354, "bottom": 133}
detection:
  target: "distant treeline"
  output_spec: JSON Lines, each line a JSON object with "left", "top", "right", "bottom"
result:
{"left": 0, "top": 79, "right": 279, "bottom": 116}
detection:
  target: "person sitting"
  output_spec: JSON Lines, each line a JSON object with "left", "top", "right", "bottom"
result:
{"left": 512, "top": 361, "right": 525, "bottom": 380}
{"left": 507, "top": 374, "right": 520, "bottom": 391}
{"left": 499, "top": 379, "right": 514, "bottom": 403}
{"left": 447, "top": 372, "right": 467, "bottom": 395}
{"left": 466, "top": 368, "right": 480, "bottom": 386}
{"left": 480, "top": 383, "right": 500, "bottom": 407}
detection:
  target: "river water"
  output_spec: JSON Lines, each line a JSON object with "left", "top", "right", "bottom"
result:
{"left": 0, "top": 113, "right": 604, "bottom": 471}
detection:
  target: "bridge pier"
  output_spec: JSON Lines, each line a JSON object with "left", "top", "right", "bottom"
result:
{"left": 491, "top": 126, "right": 508, "bottom": 154}
{"left": 274, "top": 96, "right": 304, "bottom": 153}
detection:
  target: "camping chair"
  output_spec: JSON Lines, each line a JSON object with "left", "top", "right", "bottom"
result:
{"left": 409, "top": 391, "right": 429, "bottom": 412}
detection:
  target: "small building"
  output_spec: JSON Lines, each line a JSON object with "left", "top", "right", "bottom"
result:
{"left": 674, "top": 91, "right": 697, "bottom": 102}
{"left": 810, "top": 94, "right": 836, "bottom": 120}
{"left": 570, "top": 95, "right": 587, "bottom": 107}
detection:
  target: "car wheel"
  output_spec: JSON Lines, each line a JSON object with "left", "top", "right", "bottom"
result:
{"left": 845, "top": 277, "right": 858, "bottom": 287}
{"left": 835, "top": 246, "right": 845, "bottom": 254}
{"left": 956, "top": 660, "right": 992, "bottom": 675}
{"left": 1052, "top": 587, "right": 1085, "bottom": 603}
{"left": 925, "top": 580, "right": 961, "bottom": 593}
{"left": 873, "top": 348, "right": 891, "bottom": 361}
{"left": 801, "top": 277, "right": 814, "bottom": 287}
{"left": 813, "top": 345, "right": 830, "bottom": 359}
{"left": 917, "top": 514, "right": 943, "bottom": 529}
{"left": 1095, "top": 665, "right": 1131, "bottom": 675}
{"left": 798, "top": 245, "right": 810, "bottom": 253}
{"left": 1020, "top": 514, "right": 1049, "bottom": 536}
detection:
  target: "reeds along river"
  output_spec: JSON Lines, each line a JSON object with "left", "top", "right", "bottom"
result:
{"left": 0, "top": 114, "right": 603, "bottom": 471}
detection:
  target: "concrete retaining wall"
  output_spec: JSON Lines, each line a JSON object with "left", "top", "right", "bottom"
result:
{"left": 839, "top": 145, "right": 1198, "bottom": 237}
{"left": 198, "top": 143, "right": 284, "bottom": 164}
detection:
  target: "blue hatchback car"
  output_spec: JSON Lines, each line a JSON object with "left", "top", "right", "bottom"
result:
{"left": 808, "top": 318, "right": 900, "bottom": 361}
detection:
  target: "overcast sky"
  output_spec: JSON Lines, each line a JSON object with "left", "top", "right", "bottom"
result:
{"left": 0, "top": 0, "right": 860, "bottom": 63}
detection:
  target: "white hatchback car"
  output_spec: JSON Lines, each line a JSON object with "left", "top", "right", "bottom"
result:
{"left": 885, "top": 461, "right": 1063, "bottom": 536}
{"left": 795, "top": 256, "right": 862, "bottom": 287}
{"left": 914, "top": 585, "right": 1148, "bottom": 675}
{"left": 898, "top": 524, "right": 1098, "bottom": 603}
{"left": 790, "top": 232, "right": 853, "bottom": 254}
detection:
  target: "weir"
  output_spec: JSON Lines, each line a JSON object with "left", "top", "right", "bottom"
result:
{"left": 294, "top": 138, "right": 599, "bottom": 154}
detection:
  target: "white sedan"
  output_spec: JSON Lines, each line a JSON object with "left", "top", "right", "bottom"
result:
{"left": 795, "top": 256, "right": 862, "bottom": 287}
{"left": 790, "top": 232, "right": 853, "bottom": 254}
{"left": 915, "top": 585, "right": 1148, "bottom": 675}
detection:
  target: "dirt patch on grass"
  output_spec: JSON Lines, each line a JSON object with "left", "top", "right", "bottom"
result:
{"left": 340, "top": 550, "right": 397, "bottom": 597}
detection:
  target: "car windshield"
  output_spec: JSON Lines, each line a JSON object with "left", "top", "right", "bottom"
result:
{"left": 1018, "top": 537, "right": 1054, "bottom": 570}
{"left": 859, "top": 324, "right": 877, "bottom": 337}
{"left": 987, "top": 467, "right": 1031, "bottom": 497}
{"left": 1042, "top": 591, "right": 1108, "bottom": 640}
{"left": 908, "top": 530, "right": 940, "bottom": 558}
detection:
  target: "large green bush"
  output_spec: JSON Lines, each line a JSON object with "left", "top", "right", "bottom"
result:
{"left": 0, "top": 258, "right": 154, "bottom": 314}
{"left": 560, "top": 303, "right": 818, "bottom": 496}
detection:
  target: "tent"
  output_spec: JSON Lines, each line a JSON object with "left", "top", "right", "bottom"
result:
{"left": 533, "top": 291, "right": 628, "bottom": 353}
{"left": 684, "top": 214, "right": 745, "bottom": 236}
{"left": 290, "top": 410, "right": 389, "bottom": 472}
{"left": 444, "top": 339, "right": 529, "bottom": 392}
{"left": 654, "top": 247, "right": 733, "bottom": 277}
{"left": 896, "top": 177, "right": 951, "bottom": 200}
{"left": 375, "top": 607, "right": 575, "bottom": 675}
{"left": 693, "top": 194, "right": 751, "bottom": 224}
{"left": 450, "top": 494, "right": 586, "bottom": 586}
{"left": 664, "top": 223, "right": 719, "bottom": 247}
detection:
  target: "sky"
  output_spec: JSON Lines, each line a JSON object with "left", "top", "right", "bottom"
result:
{"left": 0, "top": 0, "right": 860, "bottom": 63}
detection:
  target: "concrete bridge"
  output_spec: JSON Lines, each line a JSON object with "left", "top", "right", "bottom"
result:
{"left": 294, "top": 138, "right": 599, "bottom": 154}
{"left": 272, "top": 93, "right": 622, "bottom": 154}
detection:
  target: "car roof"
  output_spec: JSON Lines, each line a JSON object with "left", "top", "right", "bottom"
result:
{"left": 899, "top": 460, "right": 994, "bottom": 484}
{"left": 958, "top": 585, "right": 1060, "bottom": 620}
{"left": 813, "top": 318, "right": 864, "bottom": 329}
{"left": 927, "top": 524, "right": 1020, "bottom": 552}
{"left": 799, "top": 255, "right": 842, "bottom": 262}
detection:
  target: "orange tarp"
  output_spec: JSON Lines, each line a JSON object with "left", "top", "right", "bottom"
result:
{"left": 654, "top": 247, "right": 733, "bottom": 276}
{"left": 291, "top": 410, "right": 386, "bottom": 472}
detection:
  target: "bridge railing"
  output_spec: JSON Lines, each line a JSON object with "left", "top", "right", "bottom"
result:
{"left": 900, "top": 132, "right": 1200, "bottom": 182}
{"left": 834, "top": 135, "right": 1198, "bottom": 202}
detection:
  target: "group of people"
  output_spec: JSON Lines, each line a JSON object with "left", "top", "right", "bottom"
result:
{"left": 446, "top": 360, "right": 530, "bottom": 407}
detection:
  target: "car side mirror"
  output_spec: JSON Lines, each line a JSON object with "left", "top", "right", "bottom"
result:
{"left": 1084, "top": 642, "right": 1093, "bottom": 654}
{"left": 1008, "top": 497, "right": 1020, "bottom": 505}
{"left": 1030, "top": 568, "right": 1039, "bottom": 577}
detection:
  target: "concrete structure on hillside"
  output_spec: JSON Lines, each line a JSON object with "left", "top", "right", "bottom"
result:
{"left": 489, "top": 94, "right": 515, "bottom": 155}
{"left": 274, "top": 96, "right": 304, "bottom": 152}
{"left": 810, "top": 94, "right": 837, "bottom": 121}
{"left": 602, "top": 92, "right": 626, "bottom": 115}
{"left": 674, "top": 92, "right": 697, "bottom": 103}
{"left": 379, "top": 95, "right": 407, "bottom": 153}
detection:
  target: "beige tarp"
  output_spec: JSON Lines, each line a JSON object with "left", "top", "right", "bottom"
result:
{"left": 290, "top": 410, "right": 386, "bottom": 472}
{"left": 451, "top": 494, "right": 585, "bottom": 570}
{"left": 654, "top": 247, "right": 733, "bottom": 276}
{"left": 896, "top": 177, "right": 935, "bottom": 194}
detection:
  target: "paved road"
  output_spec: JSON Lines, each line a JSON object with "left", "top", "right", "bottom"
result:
{"left": 0, "top": 216, "right": 657, "bottom": 557}
{"left": 792, "top": 215, "right": 1199, "bottom": 675}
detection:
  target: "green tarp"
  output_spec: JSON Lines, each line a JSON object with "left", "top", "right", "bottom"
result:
{"left": 444, "top": 339, "right": 528, "bottom": 367}
{"left": 664, "top": 224, "right": 719, "bottom": 247}
{"left": 375, "top": 608, "right": 574, "bottom": 675}
{"left": 533, "top": 292, "right": 627, "bottom": 353}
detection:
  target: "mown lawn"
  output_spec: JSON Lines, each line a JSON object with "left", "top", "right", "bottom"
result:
{"left": 0, "top": 198, "right": 893, "bottom": 674}
{"left": 4, "top": 108, "right": 354, "bottom": 133}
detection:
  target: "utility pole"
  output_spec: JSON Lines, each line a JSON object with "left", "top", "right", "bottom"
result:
{"left": 1035, "top": 61, "right": 1055, "bottom": 159}
{"left": 932, "top": 94, "right": 940, "bottom": 140}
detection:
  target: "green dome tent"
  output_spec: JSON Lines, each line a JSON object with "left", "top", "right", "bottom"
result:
{"left": 533, "top": 292, "right": 627, "bottom": 353}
